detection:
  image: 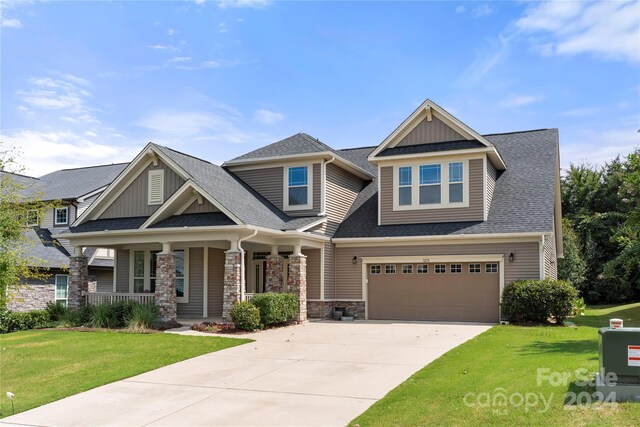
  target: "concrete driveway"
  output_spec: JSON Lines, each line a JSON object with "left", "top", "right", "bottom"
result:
{"left": 3, "top": 321, "right": 491, "bottom": 427}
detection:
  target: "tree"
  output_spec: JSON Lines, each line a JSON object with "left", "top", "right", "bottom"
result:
{"left": 0, "top": 144, "right": 55, "bottom": 308}
{"left": 557, "top": 218, "right": 587, "bottom": 290}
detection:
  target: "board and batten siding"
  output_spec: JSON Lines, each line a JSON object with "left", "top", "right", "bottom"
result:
{"left": 544, "top": 232, "right": 558, "bottom": 280}
{"left": 115, "top": 249, "right": 129, "bottom": 293}
{"left": 207, "top": 248, "right": 225, "bottom": 318}
{"left": 302, "top": 248, "right": 321, "bottom": 300}
{"left": 396, "top": 116, "right": 465, "bottom": 147}
{"left": 380, "top": 158, "right": 484, "bottom": 225}
{"left": 177, "top": 248, "right": 204, "bottom": 318}
{"left": 182, "top": 198, "right": 219, "bottom": 214}
{"left": 100, "top": 160, "right": 184, "bottom": 219}
{"left": 334, "top": 241, "right": 541, "bottom": 300}
{"left": 486, "top": 158, "right": 497, "bottom": 217}
{"left": 233, "top": 163, "right": 321, "bottom": 216}
{"left": 95, "top": 270, "right": 114, "bottom": 292}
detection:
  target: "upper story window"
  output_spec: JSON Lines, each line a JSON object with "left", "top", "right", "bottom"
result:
{"left": 284, "top": 165, "right": 312, "bottom": 210}
{"left": 394, "top": 159, "right": 468, "bottom": 210}
{"left": 148, "top": 169, "right": 165, "bottom": 205}
{"left": 54, "top": 207, "right": 69, "bottom": 225}
{"left": 26, "top": 210, "right": 39, "bottom": 226}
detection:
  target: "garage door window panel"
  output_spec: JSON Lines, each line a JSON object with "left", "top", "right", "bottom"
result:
{"left": 485, "top": 263, "right": 498, "bottom": 273}
{"left": 370, "top": 265, "right": 381, "bottom": 275}
{"left": 435, "top": 264, "right": 446, "bottom": 274}
{"left": 450, "top": 264, "right": 462, "bottom": 273}
{"left": 385, "top": 265, "right": 396, "bottom": 274}
{"left": 417, "top": 264, "right": 428, "bottom": 274}
{"left": 469, "top": 263, "right": 481, "bottom": 273}
{"left": 402, "top": 264, "right": 413, "bottom": 274}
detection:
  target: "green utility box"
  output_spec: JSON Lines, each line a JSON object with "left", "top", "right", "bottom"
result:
{"left": 597, "top": 327, "right": 640, "bottom": 402}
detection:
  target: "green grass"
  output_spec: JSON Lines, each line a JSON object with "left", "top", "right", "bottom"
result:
{"left": 0, "top": 330, "right": 250, "bottom": 417}
{"left": 352, "top": 302, "right": 640, "bottom": 427}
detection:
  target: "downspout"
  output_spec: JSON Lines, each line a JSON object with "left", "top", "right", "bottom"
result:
{"left": 237, "top": 230, "right": 257, "bottom": 302}
{"left": 319, "top": 156, "right": 335, "bottom": 216}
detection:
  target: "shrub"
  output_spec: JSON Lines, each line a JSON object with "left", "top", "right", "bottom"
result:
{"left": 502, "top": 279, "right": 578, "bottom": 325}
{"left": 45, "top": 301, "right": 69, "bottom": 321}
{"left": 60, "top": 305, "right": 92, "bottom": 327}
{"left": 230, "top": 301, "right": 261, "bottom": 331}
{"left": 0, "top": 309, "right": 52, "bottom": 334}
{"left": 127, "top": 303, "right": 159, "bottom": 332}
{"left": 250, "top": 293, "right": 298, "bottom": 326}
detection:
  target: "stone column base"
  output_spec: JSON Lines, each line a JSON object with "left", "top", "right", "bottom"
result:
{"left": 223, "top": 250, "right": 242, "bottom": 322}
{"left": 287, "top": 255, "right": 307, "bottom": 323}
{"left": 68, "top": 256, "right": 89, "bottom": 310}
{"left": 307, "top": 301, "right": 366, "bottom": 319}
{"left": 155, "top": 253, "right": 177, "bottom": 322}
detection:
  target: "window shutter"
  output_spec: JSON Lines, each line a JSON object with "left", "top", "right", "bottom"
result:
{"left": 148, "top": 170, "right": 164, "bottom": 205}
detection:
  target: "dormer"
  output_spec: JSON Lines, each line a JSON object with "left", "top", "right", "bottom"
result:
{"left": 368, "top": 99, "right": 506, "bottom": 226}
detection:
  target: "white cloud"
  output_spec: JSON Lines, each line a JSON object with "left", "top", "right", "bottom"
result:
{"left": 457, "top": 33, "right": 511, "bottom": 85}
{"left": 17, "top": 76, "right": 95, "bottom": 122}
{"left": 2, "top": 130, "right": 140, "bottom": 176}
{"left": 455, "top": 5, "right": 465, "bottom": 14}
{"left": 1, "top": 17, "right": 22, "bottom": 28}
{"left": 168, "top": 56, "right": 191, "bottom": 63}
{"left": 558, "top": 107, "right": 601, "bottom": 117}
{"left": 499, "top": 93, "right": 545, "bottom": 108}
{"left": 148, "top": 44, "right": 178, "bottom": 51}
{"left": 560, "top": 127, "right": 640, "bottom": 170}
{"left": 254, "top": 109, "right": 284, "bottom": 125}
{"left": 217, "top": 0, "right": 271, "bottom": 9}
{"left": 194, "top": 0, "right": 206, "bottom": 5}
{"left": 218, "top": 22, "right": 228, "bottom": 33}
{"left": 516, "top": 0, "right": 640, "bottom": 63}
{"left": 472, "top": 4, "right": 493, "bottom": 17}
{"left": 167, "top": 28, "right": 178, "bottom": 36}
{"left": 85, "top": 131, "right": 97, "bottom": 137}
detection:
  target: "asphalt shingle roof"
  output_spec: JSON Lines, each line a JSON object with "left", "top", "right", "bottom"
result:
{"left": 71, "top": 217, "right": 149, "bottom": 233}
{"left": 334, "top": 129, "right": 558, "bottom": 238}
{"left": 36, "top": 163, "right": 128, "bottom": 200}
{"left": 378, "top": 140, "right": 485, "bottom": 157}
{"left": 150, "top": 212, "right": 236, "bottom": 228}
{"left": 228, "top": 133, "right": 335, "bottom": 161}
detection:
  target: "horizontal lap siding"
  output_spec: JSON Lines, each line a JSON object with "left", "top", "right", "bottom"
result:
{"left": 95, "top": 270, "right": 113, "bottom": 292}
{"left": 100, "top": 160, "right": 184, "bottom": 219}
{"left": 335, "top": 241, "right": 541, "bottom": 300}
{"left": 324, "top": 164, "right": 365, "bottom": 298}
{"left": 233, "top": 164, "right": 321, "bottom": 216}
{"left": 303, "top": 249, "right": 321, "bottom": 300}
{"left": 486, "top": 159, "right": 497, "bottom": 216}
{"left": 115, "top": 249, "right": 129, "bottom": 292}
{"left": 380, "top": 158, "right": 484, "bottom": 225}
{"left": 396, "top": 117, "right": 465, "bottom": 146}
{"left": 178, "top": 248, "right": 204, "bottom": 318}
{"left": 208, "top": 248, "right": 225, "bottom": 318}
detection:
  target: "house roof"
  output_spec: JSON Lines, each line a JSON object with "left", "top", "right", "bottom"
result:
{"left": 335, "top": 146, "right": 378, "bottom": 176}
{"left": 378, "top": 140, "right": 486, "bottom": 157}
{"left": 35, "top": 163, "right": 128, "bottom": 200}
{"left": 334, "top": 129, "right": 558, "bottom": 238}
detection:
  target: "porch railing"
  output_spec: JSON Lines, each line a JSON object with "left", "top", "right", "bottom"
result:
{"left": 84, "top": 292, "right": 155, "bottom": 306}
{"left": 244, "top": 293, "right": 255, "bottom": 302}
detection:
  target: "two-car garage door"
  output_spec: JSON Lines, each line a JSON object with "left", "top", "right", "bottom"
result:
{"left": 367, "top": 262, "right": 500, "bottom": 323}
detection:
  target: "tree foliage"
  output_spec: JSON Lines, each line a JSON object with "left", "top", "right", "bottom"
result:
{"left": 561, "top": 148, "right": 640, "bottom": 303}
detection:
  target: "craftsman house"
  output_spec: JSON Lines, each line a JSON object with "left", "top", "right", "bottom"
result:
{"left": 57, "top": 99, "right": 562, "bottom": 323}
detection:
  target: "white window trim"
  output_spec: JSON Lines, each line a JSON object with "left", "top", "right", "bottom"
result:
{"left": 27, "top": 209, "right": 39, "bottom": 226}
{"left": 55, "top": 274, "right": 69, "bottom": 305}
{"left": 370, "top": 265, "right": 381, "bottom": 274}
{"left": 129, "top": 248, "right": 189, "bottom": 303}
{"left": 283, "top": 164, "right": 313, "bottom": 211}
{"left": 417, "top": 264, "right": 429, "bottom": 274}
{"left": 147, "top": 169, "right": 165, "bottom": 205}
{"left": 392, "top": 159, "right": 469, "bottom": 211}
{"left": 486, "top": 263, "right": 498, "bottom": 273}
{"left": 435, "top": 264, "right": 446, "bottom": 274}
{"left": 450, "top": 263, "right": 462, "bottom": 274}
{"left": 385, "top": 264, "right": 396, "bottom": 274}
{"left": 54, "top": 206, "right": 69, "bottom": 225}
{"left": 469, "top": 263, "right": 481, "bottom": 273}
{"left": 401, "top": 264, "right": 413, "bottom": 274}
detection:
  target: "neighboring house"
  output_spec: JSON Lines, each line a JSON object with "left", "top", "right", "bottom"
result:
{"left": 4, "top": 163, "right": 128, "bottom": 311}
{"left": 58, "top": 99, "right": 562, "bottom": 323}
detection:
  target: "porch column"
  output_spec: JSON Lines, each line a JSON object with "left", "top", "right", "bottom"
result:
{"left": 155, "top": 245, "right": 177, "bottom": 322}
{"left": 223, "top": 250, "right": 242, "bottom": 322}
{"left": 287, "top": 252, "right": 307, "bottom": 323}
{"left": 266, "top": 246, "right": 283, "bottom": 293}
{"left": 67, "top": 250, "right": 88, "bottom": 310}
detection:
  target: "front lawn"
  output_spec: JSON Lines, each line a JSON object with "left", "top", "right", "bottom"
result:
{"left": 0, "top": 330, "right": 249, "bottom": 417}
{"left": 352, "top": 302, "right": 640, "bottom": 426}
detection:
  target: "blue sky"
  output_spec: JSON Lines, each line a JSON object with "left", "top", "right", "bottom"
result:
{"left": 1, "top": 0, "right": 639, "bottom": 175}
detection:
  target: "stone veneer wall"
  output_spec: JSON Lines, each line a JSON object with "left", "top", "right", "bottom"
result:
{"left": 155, "top": 253, "right": 177, "bottom": 321}
{"left": 307, "top": 301, "right": 366, "bottom": 320}
{"left": 223, "top": 250, "right": 242, "bottom": 322}
{"left": 265, "top": 255, "right": 283, "bottom": 293}
{"left": 67, "top": 256, "right": 88, "bottom": 310}
{"left": 7, "top": 284, "right": 55, "bottom": 312}
{"left": 287, "top": 255, "right": 307, "bottom": 323}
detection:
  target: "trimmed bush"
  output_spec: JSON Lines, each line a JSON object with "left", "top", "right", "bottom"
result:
{"left": 0, "top": 309, "right": 52, "bottom": 334}
{"left": 501, "top": 279, "right": 578, "bottom": 324}
{"left": 250, "top": 293, "right": 298, "bottom": 326}
{"left": 230, "top": 301, "right": 261, "bottom": 331}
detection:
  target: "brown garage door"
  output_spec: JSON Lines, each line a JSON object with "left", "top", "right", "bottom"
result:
{"left": 367, "top": 262, "right": 500, "bottom": 323}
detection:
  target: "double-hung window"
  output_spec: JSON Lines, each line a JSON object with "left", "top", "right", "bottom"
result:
{"left": 175, "top": 250, "right": 186, "bottom": 300}
{"left": 398, "top": 166, "right": 412, "bottom": 206}
{"left": 130, "top": 249, "right": 188, "bottom": 302}
{"left": 26, "top": 210, "right": 39, "bottom": 226}
{"left": 419, "top": 164, "right": 441, "bottom": 205}
{"left": 449, "top": 162, "right": 464, "bottom": 203}
{"left": 286, "top": 166, "right": 312, "bottom": 210}
{"left": 133, "top": 250, "right": 145, "bottom": 293}
{"left": 55, "top": 275, "right": 69, "bottom": 306}
{"left": 54, "top": 207, "right": 69, "bottom": 225}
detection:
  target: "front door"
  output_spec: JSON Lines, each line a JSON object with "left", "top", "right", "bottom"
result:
{"left": 249, "top": 259, "right": 266, "bottom": 294}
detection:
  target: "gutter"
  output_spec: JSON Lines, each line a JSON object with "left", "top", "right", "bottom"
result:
{"left": 332, "top": 232, "right": 548, "bottom": 244}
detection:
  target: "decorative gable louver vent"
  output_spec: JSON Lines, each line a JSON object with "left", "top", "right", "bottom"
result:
{"left": 148, "top": 169, "right": 164, "bottom": 205}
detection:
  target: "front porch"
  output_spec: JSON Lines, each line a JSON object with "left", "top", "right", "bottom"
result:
{"left": 64, "top": 228, "right": 326, "bottom": 323}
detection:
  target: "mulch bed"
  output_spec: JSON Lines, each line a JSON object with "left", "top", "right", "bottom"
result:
{"left": 190, "top": 321, "right": 296, "bottom": 335}
{"left": 41, "top": 326, "right": 162, "bottom": 334}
